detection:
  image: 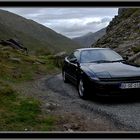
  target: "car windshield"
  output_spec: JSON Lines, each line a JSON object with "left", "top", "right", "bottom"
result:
{"left": 80, "top": 49, "right": 123, "bottom": 63}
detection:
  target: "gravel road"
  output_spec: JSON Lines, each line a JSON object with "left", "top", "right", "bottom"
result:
{"left": 15, "top": 73, "right": 140, "bottom": 131}
{"left": 44, "top": 73, "right": 140, "bottom": 131}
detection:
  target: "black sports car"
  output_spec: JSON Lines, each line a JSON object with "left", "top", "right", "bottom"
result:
{"left": 62, "top": 48, "right": 140, "bottom": 99}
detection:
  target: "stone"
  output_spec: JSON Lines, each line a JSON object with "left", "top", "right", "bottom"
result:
{"left": 9, "top": 57, "right": 21, "bottom": 63}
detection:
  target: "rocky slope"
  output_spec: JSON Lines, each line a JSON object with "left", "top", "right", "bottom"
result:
{"left": 93, "top": 8, "right": 140, "bottom": 64}
{"left": 0, "top": 9, "right": 81, "bottom": 54}
{"left": 73, "top": 28, "right": 106, "bottom": 48}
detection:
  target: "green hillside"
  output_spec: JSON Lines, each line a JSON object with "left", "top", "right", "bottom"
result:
{"left": 0, "top": 9, "right": 81, "bottom": 54}
{"left": 0, "top": 41, "right": 60, "bottom": 130}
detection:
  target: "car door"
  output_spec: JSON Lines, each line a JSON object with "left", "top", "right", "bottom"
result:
{"left": 66, "top": 51, "right": 80, "bottom": 84}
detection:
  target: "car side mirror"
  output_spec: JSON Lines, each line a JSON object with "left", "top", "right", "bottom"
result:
{"left": 70, "top": 57, "right": 78, "bottom": 63}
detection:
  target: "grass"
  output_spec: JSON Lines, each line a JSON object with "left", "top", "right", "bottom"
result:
{"left": 0, "top": 8, "right": 79, "bottom": 130}
{"left": 0, "top": 81, "right": 57, "bottom": 131}
{"left": 0, "top": 44, "right": 61, "bottom": 131}
{"left": 0, "top": 45, "right": 59, "bottom": 83}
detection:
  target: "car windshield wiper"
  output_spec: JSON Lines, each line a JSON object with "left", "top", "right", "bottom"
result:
{"left": 89, "top": 60, "right": 112, "bottom": 63}
{"left": 111, "top": 59, "right": 125, "bottom": 62}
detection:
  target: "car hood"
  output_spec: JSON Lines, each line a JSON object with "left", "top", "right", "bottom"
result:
{"left": 81, "top": 62, "right": 140, "bottom": 78}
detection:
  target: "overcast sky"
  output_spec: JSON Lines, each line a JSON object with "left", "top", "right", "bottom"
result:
{"left": 1, "top": 8, "right": 118, "bottom": 38}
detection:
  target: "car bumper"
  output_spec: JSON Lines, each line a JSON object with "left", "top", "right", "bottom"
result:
{"left": 89, "top": 79, "right": 140, "bottom": 97}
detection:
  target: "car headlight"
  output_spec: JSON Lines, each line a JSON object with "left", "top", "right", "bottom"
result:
{"left": 85, "top": 71, "right": 100, "bottom": 81}
{"left": 90, "top": 75, "right": 100, "bottom": 81}
{"left": 95, "top": 71, "right": 111, "bottom": 78}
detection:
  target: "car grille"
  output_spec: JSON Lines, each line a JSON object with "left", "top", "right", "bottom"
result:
{"left": 100, "top": 77, "right": 140, "bottom": 82}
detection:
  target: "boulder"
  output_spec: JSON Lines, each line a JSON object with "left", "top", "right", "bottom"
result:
{"left": 9, "top": 57, "right": 21, "bottom": 63}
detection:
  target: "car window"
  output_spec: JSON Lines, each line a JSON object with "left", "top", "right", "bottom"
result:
{"left": 80, "top": 49, "right": 123, "bottom": 63}
{"left": 81, "top": 50, "right": 105, "bottom": 63}
{"left": 67, "top": 52, "right": 75, "bottom": 61}
{"left": 74, "top": 51, "right": 80, "bottom": 61}
{"left": 67, "top": 51, "right": 80, "bottom": 61}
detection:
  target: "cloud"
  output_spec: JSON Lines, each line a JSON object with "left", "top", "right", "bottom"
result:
{"left": 87, "top": 16, "right": 112, "bottom": 25}
{"left": 0, "top": 8, "right": 118, "bottom": 38}
{"left": 101, "top": 17, "right": 112, "bottom": 23}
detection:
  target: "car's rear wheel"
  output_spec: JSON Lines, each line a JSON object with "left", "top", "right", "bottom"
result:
{"left": 62, "top": 71, "right": 69, "bottom": 83}
{"left": 78, "top": 78, "right": 88, "bottom": 99}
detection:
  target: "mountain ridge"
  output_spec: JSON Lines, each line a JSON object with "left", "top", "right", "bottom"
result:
{"left": 72, "top": 27, "right": 106, "bottom": 48}
{"left": 0, "top": 9, "right": 81, "bottom": 54}
{"left": 92, "top": 8, "right": 140, "bottom": 64}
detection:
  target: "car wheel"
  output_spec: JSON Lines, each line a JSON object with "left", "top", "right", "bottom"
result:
{"left": 62, "top": 71, "right": 68, "bottom": 83}
{"left": 78, "top": 78, "right": 88, "bottom": 99}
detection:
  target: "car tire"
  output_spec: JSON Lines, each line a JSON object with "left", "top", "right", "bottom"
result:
{"left": 62, "top": 71, "right": 69, "bottom": 83}
{"left": 78, "top": 78, "right": 88, "bottom": 99}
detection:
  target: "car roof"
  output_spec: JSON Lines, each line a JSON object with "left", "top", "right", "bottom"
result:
{"left": 76, "top": 48, "right": 110, "bottom": 52}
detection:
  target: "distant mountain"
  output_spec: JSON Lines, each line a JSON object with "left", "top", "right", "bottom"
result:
{"left": 72, "top": 28, "right": 106, "bottom": 48}
{"left": 93, "top": 8, "right": 140, "bottom": 64}
{"left": 0, "top": 9, "right": 81, "bottom": 54}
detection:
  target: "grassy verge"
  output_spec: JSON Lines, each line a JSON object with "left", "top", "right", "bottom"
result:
{"left": 0, "top": 81, "right": 58, "bottom": 131}
{"left": 0, "top": 45, "right": 59, "bottom": 83}
{"left": 0, "top": 45, "right": 61, "bottom": 131}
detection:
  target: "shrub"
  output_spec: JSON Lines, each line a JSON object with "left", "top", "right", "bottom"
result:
{"left": 0, "top": 81, "right": 15, "bottom": 96}
{"left": 132, "top": 47, "right": 140, "bottom": 54}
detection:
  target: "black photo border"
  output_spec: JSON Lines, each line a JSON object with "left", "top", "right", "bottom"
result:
{"left": 0, "top": 1, "right": 139, "bottom": 7}
{"left": 0, "top": 0, "right": 140, "bottom": 138}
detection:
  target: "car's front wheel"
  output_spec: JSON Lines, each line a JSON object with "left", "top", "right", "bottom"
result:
{"left": 78, "top": 78, "right": 88, "bottom": 99}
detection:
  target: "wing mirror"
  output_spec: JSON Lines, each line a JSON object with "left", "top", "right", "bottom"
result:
{"left": 70, "top": 57, "right": 78, "bottom": 63}
{"left": 70, "top": 58, "right": 80, "bottom": 66}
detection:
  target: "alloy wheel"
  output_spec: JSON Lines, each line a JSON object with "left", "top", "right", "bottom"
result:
{"left": 63, "top": 71, "right": 66, "bottom": 81}
{"left": 79, "top": 79, "right": 84, "bottom": 97}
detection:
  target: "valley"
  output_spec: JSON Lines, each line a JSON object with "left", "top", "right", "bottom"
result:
{"left": 0, "top": 8, "right": 140, "bottom": 131}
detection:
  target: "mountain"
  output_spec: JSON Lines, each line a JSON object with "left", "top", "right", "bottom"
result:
{"left": 92, "top": 8, "right": 140, "bottom": 64}
{"left": 0, "top": 9, "right": 81, "bottom": 54}
{"left": 72, "top": 28, "right": 106, "bottom": 48}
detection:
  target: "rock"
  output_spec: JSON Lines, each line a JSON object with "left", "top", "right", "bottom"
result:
{"left": 118, "top": 8, "right": 128, "bottom": 16}
{"left": 129, "top": 52, "right": 140, "bottom": 62}
{"left": 63, "top": 123, "right": 81, "bottom": 131}
{"left": 63, "top": 124, "right": 71, "bottom": 129}
{"left": 9, "top": 57, "right": 21, "bottom": 63}
{"left": 54, "top": 51, "right": 66, "bottom": 57}
{"left": 46, "top": 109, "right": 51, "bottom": 113}
{"left": 0, "top": 39, "right": 28, "bottom": 53}
{"left": 93, "top": 8, "right": 140, "bottom": 64}
{"left": 45, "top": 102, "right": 60, "bottom": 110}
{"left": 33, "top": 62, "right": 41, "bottom": 65}
{"left": 33, "top": 60, "right": 45, "bottom": 65}
{"left": 0, "top": 46, "right": 12, "bottom": 51}
{"left": 68, "top": 129, "right": 74, "bottom": 132}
